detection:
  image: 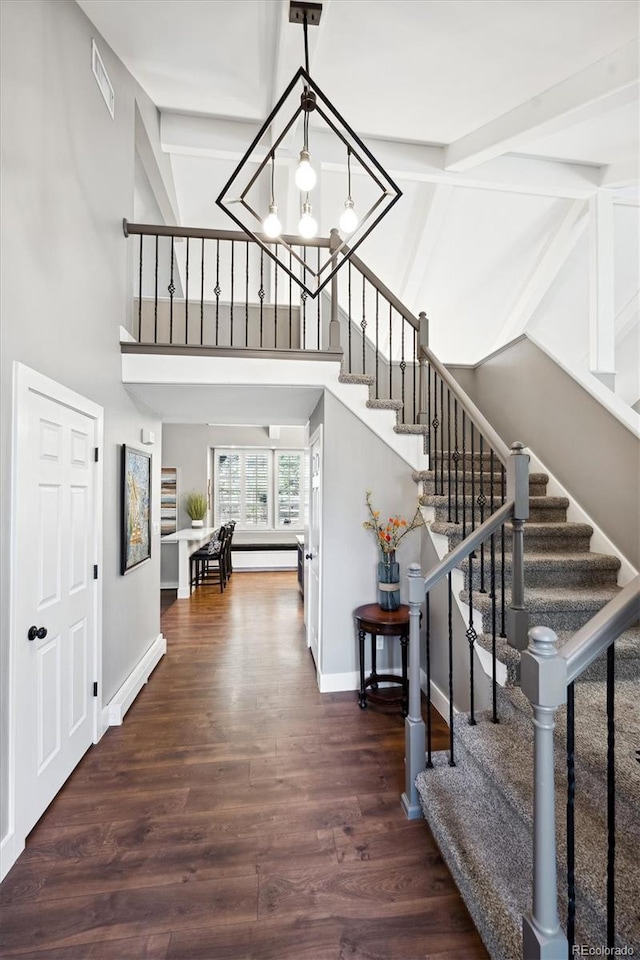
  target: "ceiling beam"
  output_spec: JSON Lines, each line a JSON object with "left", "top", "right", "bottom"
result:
{"left": 490, "top": 199, "right": 588, "bottom": 351}
{"left": 445, "top": 42, "right": 639, "bottom": 173}
{"left": 161, "top": 112, "right": 602, "bottom": 200}
{"left": 399, "top": 184, "right": 454, "bottom": 310}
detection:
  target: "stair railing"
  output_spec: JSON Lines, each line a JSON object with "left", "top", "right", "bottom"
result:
{"left": 520, "top": 575, "right": 640, "bottom": 960}
{"left": 402, "top": 441, "right": 530, "bottom": 818}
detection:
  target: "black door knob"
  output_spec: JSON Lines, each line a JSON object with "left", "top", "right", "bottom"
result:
{"left": 305, "top": 553, "right": 313, "bottom": 560}
{"left": 27, "top": 625, "right": 47, "bottom": 642}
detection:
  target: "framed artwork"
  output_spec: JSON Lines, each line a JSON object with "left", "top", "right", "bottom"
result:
{"left": 121, "top": 444, "right": 152, "bottom": 574}
{"left": 161, "top": 467, "right": 178, "bottom": 535}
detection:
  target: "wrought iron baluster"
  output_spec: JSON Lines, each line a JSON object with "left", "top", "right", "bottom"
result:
{"left": 447, "top": 389, "right": 452, "bottom": 522}
{"left": 491, "top": 529, "right": 497, "bottom": 723}
{"left": 567, "top": 680, "right": 576, "bottom": 952}
{"left": 470, "top": 426, "right": 476, "bottom": 539}
{"left": 230, "top": 240, "right": 234, "bottom": 347}
{"left": 432, "top": 373, "right": 439, "bottom": 501}
{"left": 500, "top": 467, "right": 506, "bottom": 637}
{"left": 274, "top": 243, "right": 278, "bottom": 349}
{"left": 425, "top": 593, "right": 433, "bottom": 768}
{"left": 375, "top": 290, "right": 379, "bottom": 398}
{"left": 361, "top": 276, "right": 367, "bottom": 374}
{"left": 462, "top": 410, "right": 467, "bottom": 539}
{"left": 168, "top": 236, "right": 175, "bottom": 344}
{"left": 138, "top": 234, "right": 143, "bottom": 341}
{"left": 607, "top": 643, "right": 616, "bottom": 948}
{"left": 259, "top": 247, "right": 264, "bottom": 347}
{"left": 317, "top": 246, "right": 321, "bottom": 348}
{"left": 400, "top": 320, "right": 406, "bottom": 424}
{"left": 479, "top": 435, "right": 486, "bottom": 593}
{"left": 413, "top": 329, "right": 417, "bottom": 423}
{"left": 454, "top": 399, "right": 460, "bottom": 524}
{"left": 389, "top": 303, "right": 393, "bottom": 399}
{"left": 289, "top": 250, "right": 293, "bottom": 349}
{"left": 439, "top": 378, "right": 444, "bottom": 493}
{"left": 200, "top": 238, "right": 205, "bottom": 345}
{"left": 347, "top": 259, "right": 352, "bottom": 371}
{"left": 448, "top": 573, "right": 456, "bottom": 765}
{"left": 215, "top": 238, "right": 220, "bottom": 345}
{"left": 185, "top": 235, "right": 189, "bottom": 342}
{"left": 301, "top": 246, "right": 307, "bottom": 350}
{"left": 245, "top": 241, "right": 249, "bottom": 348}
{"left": 154, "top": 235, "right": 158, "bottom": 343}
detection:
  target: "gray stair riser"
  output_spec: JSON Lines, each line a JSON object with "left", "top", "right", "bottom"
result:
{"left": 426, "top": 500, "right": 568, "bottom": 524}
{"left": 420, "top": 478, "right": 548, "bottom": 497}
{"left": 432, "top": 523, "right": 593, "bottom": 554}
{"left": 462, "top": 560, "right": 620, "bottom": 591}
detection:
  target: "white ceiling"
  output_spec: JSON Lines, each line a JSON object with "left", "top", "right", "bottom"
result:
{"left": 80, "top": 0, "right": 639, "bottom": 416}
{"left": 125, "top": 383, "right": 322, "bottom": 425}
{"left": 79, "top": 0, "right": 638, "bottom": 163}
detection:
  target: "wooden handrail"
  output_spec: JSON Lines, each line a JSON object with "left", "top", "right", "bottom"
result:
{"left": 122, "top": 219, "right": 332, "bottom": 248}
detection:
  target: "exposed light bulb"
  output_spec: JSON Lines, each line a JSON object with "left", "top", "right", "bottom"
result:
{"left": 339, "top": 199, "right": 358, "bottom": 234}
{"left": 295, "top": 150, "right": 317, "bottom": 192}
{"left": 298, "top": 200, "right": 318, "bottom": 239}
{"left": 263, "top": 203, "right": 281, "bottom": 239}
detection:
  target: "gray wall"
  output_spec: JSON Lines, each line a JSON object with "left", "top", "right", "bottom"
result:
{"left": 450, "top": 337, "right": 640, "bottom": 568}
{"left": 0, "top": 0, "right": 178, "bottom": 842}
{"left": 315, "top": 390, "right": 422, "bottom": 679}
{"left": 161, "top": 423, "right": 307, "bottom": 584}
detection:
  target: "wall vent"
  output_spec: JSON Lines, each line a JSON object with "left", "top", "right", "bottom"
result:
{"left": 91, "top": 39, "right": 115, "bottom": 119}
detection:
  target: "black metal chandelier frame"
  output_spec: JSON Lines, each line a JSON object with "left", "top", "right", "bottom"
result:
{"left": 215, "top": 62, "right": 402, "bottom": 299}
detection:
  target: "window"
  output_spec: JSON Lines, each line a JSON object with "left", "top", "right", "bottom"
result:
{"left": 214, "top": 449, "right": 306, "bottom": 530}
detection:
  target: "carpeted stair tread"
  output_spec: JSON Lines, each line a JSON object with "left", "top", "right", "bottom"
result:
{"left": 394, "top": 422, "right": 429, "bottom": 434}
{"left": 462, "top": 551, "right": 621, "bottom": 590}
{"left": 366, "top": 397, "right": 404, "bottom": 410}
{"left": 463, "top": 583, "right": 620, "bottom": 611}
{"left": 420, "top": 688, "right": 640, "bottom": 950}
{"left": 420, "top": 493, "right": 568, "bottom": 510}
{"left": 413, "top": 469, "right": 549, "bottom": 487}
{"left": 338, "top": 371, "right": 375, "bottom": 385}
{"left": 430, "top": 519, "right": 594, "bottom": 552}
{"left": 415, "top": 753, "right": 531, "bottom": 960}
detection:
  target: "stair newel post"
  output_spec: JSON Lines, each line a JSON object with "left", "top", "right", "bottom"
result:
{"left": 506, "top": 440, "right": 529, "bottom": 652}
{"left": 329, "top": 228, "right": 342, "bottom": 353}
{"left": 418, "top": 311, "right": 429, "bottom": 427}
{"left": 401, "top": 562, "right": 427, "bottom": 820}
{"left": 521, "top": 626, "right": 568, "bottom": 960}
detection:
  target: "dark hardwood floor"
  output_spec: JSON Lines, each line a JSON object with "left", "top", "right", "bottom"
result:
{"left": 0, "top": 572, "right": 487, "bottom": 960}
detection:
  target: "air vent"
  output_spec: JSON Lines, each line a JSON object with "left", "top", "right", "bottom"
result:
{"left": 91, "top": 39, "right": 115, "bottom": 119}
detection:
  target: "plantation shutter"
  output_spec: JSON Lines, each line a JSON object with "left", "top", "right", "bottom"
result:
{"left": 216, "top": 452, "right": 241, "bottom": 523}
{"left": 276, "top": 452, "right": 302, "bottom": 527}
{"left": 244, "top": 453, "right": 269, "bottom": 526}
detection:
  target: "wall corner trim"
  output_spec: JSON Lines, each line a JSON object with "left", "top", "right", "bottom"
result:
{"left": 106, "top": 634, "right": 166, "bottom": 726}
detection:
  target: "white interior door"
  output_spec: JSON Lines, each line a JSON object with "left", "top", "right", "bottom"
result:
{"left": 13, "top": 372, "right": 100, "bottom": 843}
{"left": 306, "top": 426, "right": 322, "bottom": 673}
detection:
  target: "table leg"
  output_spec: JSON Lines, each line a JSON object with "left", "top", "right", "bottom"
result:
{"left": 358, "top": 629, "right": 367, "bottom": 709}
{"left": 370, "top": 634, "right": 379, "bottom": 689}
{"left": 400, "top": 634, "right": 409, "bottom": 717}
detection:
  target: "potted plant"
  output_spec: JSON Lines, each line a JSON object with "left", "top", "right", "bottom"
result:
{"left": 185, "top": 491, "right": 208, "bottom": 528}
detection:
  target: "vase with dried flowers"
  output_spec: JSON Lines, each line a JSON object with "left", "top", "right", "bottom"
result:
{"left": 363, "top": 491, "right": 423, "bottom": 610}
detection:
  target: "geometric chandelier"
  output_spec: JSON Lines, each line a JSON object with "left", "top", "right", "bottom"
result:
{"left": 216, "top": 1, "right": 402, "bottom": 299}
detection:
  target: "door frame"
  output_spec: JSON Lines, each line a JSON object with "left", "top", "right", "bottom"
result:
{"left": 2, "top": 363, "right": 104, "bottom": 880}
{"left": 306, "top": 424, "right": 323, "bottom": 679}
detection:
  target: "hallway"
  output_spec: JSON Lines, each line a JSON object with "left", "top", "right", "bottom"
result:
{"left": 0, "top": 572, "right": 486, "bottom": 959}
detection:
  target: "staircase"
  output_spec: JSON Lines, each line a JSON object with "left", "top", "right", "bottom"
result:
{"left": 412, "top": 456, "right": 640, "bottom": 958}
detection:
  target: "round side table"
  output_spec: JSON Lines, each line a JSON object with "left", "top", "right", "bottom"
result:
{"left": 354, "top": 603, "right": 411, "bottom": 717}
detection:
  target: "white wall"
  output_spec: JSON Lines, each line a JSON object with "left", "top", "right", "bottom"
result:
{"left": 0, "top": 0, "right": 178, "bottom": 844}
{"left": 310, "top": 390, "right": 421, "bottom": 682}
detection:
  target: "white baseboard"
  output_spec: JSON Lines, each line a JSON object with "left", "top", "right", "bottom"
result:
{"left": 106, "top": 634, "right": 166, "bottom": 725}
{"left": 0, "top": 829, "right": 24, "bottom": 883}
{"left": 420, "top": 669, "right": 458, "bottom": 720}
{"left": 161, "top": 581, "right": 178, "bottom": 590}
